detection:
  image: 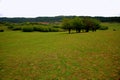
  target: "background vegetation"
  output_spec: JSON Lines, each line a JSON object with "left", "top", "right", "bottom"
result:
{"left": 0, "top": 17, "right": 109, "bottom": 33}
{"left": 0, "top": 16, "right": 120, "bottom": 23}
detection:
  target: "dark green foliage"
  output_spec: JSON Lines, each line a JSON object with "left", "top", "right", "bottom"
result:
{"left": 72, "top": 17, "right": 83, "bottom": 33}
{"left": 33, "top": 26, "right": 43, "bottom": 31}
{"left": 22, "top": 26, "right": 34, "bottom": 32}
{"left": 34, "top": 26, "right": 47, "bottom": 32}
{"left": 62, "top": 17, "right": 101, "bottom": 33}
{"left": 113, "top": 29, "right": 116, "bottom": 31}
{"left": 2, "top": 23, "right": 63, "bottom": 32}
{"left": 53, "top": 25, "right": 60, "bottom": 28}
{"left": 82, "top": 18, "right": 90, "bottom": 32}
{"left": 6, "top": 24, "right": 22, "bottom": 31}
{"left": 99, "top": 26, "right": 108, "bottom": 30}
{"left": 0, "top": 24, "right": 4, "bottom": 32}
{"left": 40, "top": 27, "right": 49, "bottom": 32}
{"left": 82, "top": 18, "right": 100, "bottom": 32}
{"left": 62, "top": 18, "right": 74, "bottom": 34}
{"left": 33, "top": 26, "right": 62, "bottom": 32}
{"left": 49, "top": 28, "right": 61, "bottom": 32}
{"left": 2, "top": 22, "right": 23, "bottom": 31}
{"left": 12, "top": 26, "right": 21, "bottom": 31}
{"left": 0, "top": 16, "right": 120, "bottom": 23}
{"left": 0, "top": 29, "right": 4, "bottom": 32}
{"left": 90, "top": 18, "right": 101, "bottom": 32}
{"left": 8, "top": 26, "right": 14, "bottom": 29}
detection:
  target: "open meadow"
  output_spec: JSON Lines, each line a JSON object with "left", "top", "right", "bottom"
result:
{"left": 0, "top": 23, "right": 120, "bottom": 80}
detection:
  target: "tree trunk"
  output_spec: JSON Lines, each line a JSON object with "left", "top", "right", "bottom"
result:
{"left": 86, "top": 28, "right": 89, "bottom": 32}
{"left": 95, "top": 29, "right": 96, "bottom": 32}
{"left": 92, "top": 28, "right": 94, "bottom": 32}
{"left": 78, "top": 29, "right": 81, "bottom": 33}
{"left": 68, "top": 28, "right": 71, "bottom": 34}
{"left": 76, "top": 29, "right": 78, "bottom": 33}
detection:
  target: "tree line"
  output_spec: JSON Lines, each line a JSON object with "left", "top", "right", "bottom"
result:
{"left": 62, "top": 17, "right": 100, "bottom": 34}
{"left": 0, "top": 16, "right": 120, "bottom": 23}
{"left": 0, "top": 17, "right": 109, "bottom": 33}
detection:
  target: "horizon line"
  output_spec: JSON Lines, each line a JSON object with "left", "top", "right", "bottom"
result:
{"left": 0, "top": 15, "right": 120, "bottom": 18}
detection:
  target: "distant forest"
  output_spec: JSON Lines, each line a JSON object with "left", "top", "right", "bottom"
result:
{"left": 0, "top": 16, "right": 120, "bottom": 23}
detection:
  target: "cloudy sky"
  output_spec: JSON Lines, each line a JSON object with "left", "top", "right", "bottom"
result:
{"left": 0, "top": 0, "right": 120, "bottom": 17}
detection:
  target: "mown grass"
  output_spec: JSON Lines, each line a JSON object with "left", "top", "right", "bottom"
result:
{"left": 0, "top": 24, "right": 120, "bottom": 80}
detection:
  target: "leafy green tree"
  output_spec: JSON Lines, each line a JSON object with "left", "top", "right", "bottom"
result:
{"left": 62, "top": 17, "right": 101, "bottom": 33}
{"left": 82, "top": 18, "right": 100, "bottom": 32}
{"left": 72, "top": 17, "right": 83, "bottom": 33}
{"left": 82, "top": 18, "right": 91, "bottom": 32}
{"left": 62, "top": 18, "right": 74, "bottom": 34}
{"left": 90, "top": 19, "right": 100, "bottom": 32}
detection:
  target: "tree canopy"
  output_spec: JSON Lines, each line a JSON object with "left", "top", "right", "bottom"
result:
{"left": 62, "top": 17, "right": 101, "bottom": 33}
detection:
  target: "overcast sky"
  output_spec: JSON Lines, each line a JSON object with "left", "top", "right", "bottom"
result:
{"left": 0, "top": 0, "right": 120, "bottom": 17}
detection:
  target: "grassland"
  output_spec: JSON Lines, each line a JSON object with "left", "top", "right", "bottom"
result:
{"left": 0, "top": 23, "right": 120, "bottom": 80}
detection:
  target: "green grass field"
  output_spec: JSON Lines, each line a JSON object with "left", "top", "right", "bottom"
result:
{"left": 0, "top": 23, "right": 120, "bottom": 80}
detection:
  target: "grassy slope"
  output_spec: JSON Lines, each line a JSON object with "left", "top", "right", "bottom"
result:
{"left": 0, "top": 23, "right": 120, "bottom": 80}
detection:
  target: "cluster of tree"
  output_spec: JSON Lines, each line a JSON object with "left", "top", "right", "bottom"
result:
{"left": 62, "top": 17, "right": 100, "bottom": 34}
{"left": 0, "top": 16, "right": 120, "bottom": 23}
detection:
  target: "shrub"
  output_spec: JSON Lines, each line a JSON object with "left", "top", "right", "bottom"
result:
{"left": 0, "top": 29, "right": 4, "bottom": 32}
{"left": 33, "top": 26, "right": 41, "bottom": 31}
{"left": 34, "top": 26, "right": 60, "bottom": 32}
{"left": 31, "top": 25, "right": 64, "bottom": 32}
{"left": 41, "top": 27, "right": 49, "bottom": 32}
{"left": 33, "top": 26, "right": 49, "bottom": 32}
{"left": 58, "top": 28, "right": 64, "bottom": 32}
{"left": 7, "top": 26, "right": 21, "bottom": 31}
{"left": 113, "top": 29, "right": 116, "bottom": 31}
{"left": 8, "top": 26, "right": 14, "bottom": 29}
{"left": 49, "top": 28, "right": 56, "bottom": 32}
{"left": 49, "top": 28, "right": 62, "bottom": 32}
{"left": 99, "top": 26, "right": 108, "bottom": 30}
{"left": 53, "top": 25, "right": 60, "bottom": 28}
{"left": 22, "top": 26, "right": 34, "bottom": 32}
{"left": 12, "top": 26, "right": 21, "bottom": 31}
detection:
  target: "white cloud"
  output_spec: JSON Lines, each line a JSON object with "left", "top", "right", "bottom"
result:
{"left": 0, "top": 0, "right": 120, "bottom": 17}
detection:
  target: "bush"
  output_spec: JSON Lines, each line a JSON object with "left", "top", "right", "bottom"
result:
{"left": 34, "top": 26, "right": 61, "bottom": 32}
{"left": 34, "top": 26, "right": 49, "bottom": 32}
{"left": 8, "top": 26, "right": 14, "bottom": 29}
{"left": 22, "top": 26, "right": 34, "bottom": 32}
{"left": 0, "top": 29, "right": 4, "bottom": 32}
{"left": 113, "top": 29, "right": 116, "bottom": 31}
{"left": 33, "top": 26, "right": 41, "bottom": 31}
{"left": 53, "top": 25, "right": 60, "bottom": 28}
{"left": 99, "top": 26, "right": 108, "bottom": 30}
{"left": 49, "top": 28, "right": 62, "bottom": 32}
{"left": 23, "top": 25, "right": 64, "bottom": 32}
{"left": 12, "top": 26, "right": 21, "bottom": 31}
{"left": 41, "top": 27, "right": 49, "bottom": 32}
{"left": 7, "top": 26, "right": 21, "bottom": 31}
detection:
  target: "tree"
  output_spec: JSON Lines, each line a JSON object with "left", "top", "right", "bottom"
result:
{"left": 72, "top": 17, "right": 83, "bottom": 33}
{"left": 62, "top": 17, "right": 101, "bottom": 33}
{"left": 62, "top": 18, "right": 74, "bottom": 34}
{"left": 90, "top": 19, "right": 100, "bottom": 32}
{"left": 82, "top": 18, "right": 91, "bottom": 32}
{"left": 82, "top": 18, "right": 100, "bottom": 32}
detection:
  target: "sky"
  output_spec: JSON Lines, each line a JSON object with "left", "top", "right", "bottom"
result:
{"left": 0, "top": 0, "right": 120, "bottom": 17}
